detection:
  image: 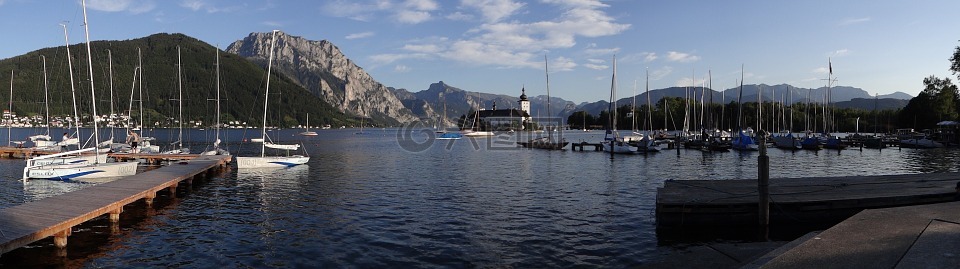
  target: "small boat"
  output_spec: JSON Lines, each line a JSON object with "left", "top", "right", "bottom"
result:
{"left": 900, "top": 135, "right": 944, "bottom": 148}
{"left": 299, "top": 113, "right": 319, "bottom": 136}
{"left": 437, "top": 132, "right": 462, "bottom": 140}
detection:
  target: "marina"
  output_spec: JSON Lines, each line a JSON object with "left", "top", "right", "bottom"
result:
{"left": 0, "top": 128, "right": 959, "bottom": 267}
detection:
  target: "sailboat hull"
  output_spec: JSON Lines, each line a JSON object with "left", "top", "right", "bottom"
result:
{"left": 236, "top": 156, "right": 310, "bottom": 169}
{"left": 24, "top": 161, "right": 138, "bottom": 180}
{"left": 31, "top": 154, "right": 108, "bottom": 166}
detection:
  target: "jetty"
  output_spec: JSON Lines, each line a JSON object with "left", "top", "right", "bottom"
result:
{"left": 108, "top": 153, "right": 202, "bottom": 164}
{"left": 0, "top": 155, "right": 232, "bottom": 255}
{"left": 0, "top": 147, "right": 59, "bottom": 159}
{"left": 656, "top": 172, "right": 959, "bottom": 228}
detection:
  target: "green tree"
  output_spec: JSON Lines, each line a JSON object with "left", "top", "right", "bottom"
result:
{"left": 899, "top": 76, "right": 958, "bottom": 129}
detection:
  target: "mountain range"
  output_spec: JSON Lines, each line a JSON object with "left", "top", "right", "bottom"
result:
{"left": 0, "top": 31, "right": 915, "bottom": 128}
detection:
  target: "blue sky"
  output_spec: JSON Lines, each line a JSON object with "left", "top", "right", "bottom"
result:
{"left": 2, "top": 0, "right": 959, "bottom": 103}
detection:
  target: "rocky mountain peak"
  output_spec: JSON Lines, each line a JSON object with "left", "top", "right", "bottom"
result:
{"left": 226, "top": 31, "right": 418, "bottom": 124}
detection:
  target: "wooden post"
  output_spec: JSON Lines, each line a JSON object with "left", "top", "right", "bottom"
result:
{"left": 758, "top": 130, "right": 770, "bottom": 232}
{"left": 109, "top": 207, "right": 123, "bottom": 223}
{"left": 145, "top": 192, "right": 156, "bottom": 206}
{"left": 54, "top": 228, "right": 72, "bottom": 248}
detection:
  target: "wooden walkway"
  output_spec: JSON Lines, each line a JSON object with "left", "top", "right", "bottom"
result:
{"left": 108, "top": 153, "right": 201, "bottom": 164}
{"left": 0, "top": 155, "right": 231, "bottom": 254}
{"left": 656, "top": 172, "right": 959, "bottom": 227}
{"left": 0, "top": 147, "right": 59, "bottom": 159}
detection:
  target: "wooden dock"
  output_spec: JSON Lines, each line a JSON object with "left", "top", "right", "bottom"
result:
{"left": 108, "top": 153, "right": 202, "bottom": 164}
{"left": 0, "top": 147, "right": 59, "bottom": 159}
{"left": 0, "top": 155, "right": 232, "bottom": 255}
{"left": 656, "top": 172, "right": 959, "bottom": 228}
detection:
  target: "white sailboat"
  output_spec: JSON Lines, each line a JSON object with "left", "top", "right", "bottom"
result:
{"left": 299, "top": 113, "right": 318, "bottom": 136}
{"left": 202, "top": 48, "right": 231, "bottom": 155}
{"left": 236, "top": 30, "right": 309, "bottom": 169}
{"left": 161, "top": 46, "right": 190, "bottom": 154}
{"left": 23, "top": 0, "right": 138, "bottom": 180}
{"left": 637, "top": 69, "right": 661, "bottom": 153}
{"left": 603, "top": 56, "right": 637, "bottom": 154}
{"left": 28, "top": 56, "right": 55, "bottom": 149}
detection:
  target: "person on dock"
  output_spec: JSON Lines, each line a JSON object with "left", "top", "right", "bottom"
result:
{"left": 125, "top": 130, "right": 141, "bottom": 153}
{"left": 60, "top": 132, "right": 71, "bottom": 152}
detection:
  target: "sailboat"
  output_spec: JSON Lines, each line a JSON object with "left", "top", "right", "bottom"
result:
{"left": 636, "top": 69, "right": 661, "bottom": 153}
{"left": 462, "top": 102, "right": 495, "bottom": 137}
{"left": 731, "top": 65, "right": 759, "bottom": 151}
{"left": 821, "top": 58, "right": 848, "bottom": 150}
{"left": 299, "top": 113, "right": 319, "bottom": 136}
{"left": 161, "top": 46, "right": 190, "bottom": 154}
{"left": 201, "top": 48, "right": 231, "bottom": 155}
{"left": 236, "top": 30, "right": 309, "bottom": 169}
{"left": 23, "top": 0, "right": 138, "bottom": 180}
{"left": 27, "top": 55, "right": 55, "bottom": 149}
{"left": 603, "top": 56, "right": 637, "bottom": 154}
{"left": 520, "top": 56, "right": 567, "bottom": 150}
{"left": 437, "top": 100, "right": 462, "bottom": 140}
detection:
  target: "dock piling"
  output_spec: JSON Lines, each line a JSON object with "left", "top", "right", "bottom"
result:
{"left": 758, "top": 131, "right": 770, "bottom": 233}
{"left": 53, "top": 229, "right": 71, "bottom": 248}
{"left": 109, "top": 208, "right": 123, "bottom": 223}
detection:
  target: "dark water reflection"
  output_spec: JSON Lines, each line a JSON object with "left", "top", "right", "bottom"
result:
{"left": 0, "top": 128, "right": 958, "bottom": 267}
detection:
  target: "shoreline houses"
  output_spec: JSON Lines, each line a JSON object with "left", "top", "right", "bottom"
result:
{"left": 465, "top": 88, "right": 534, "bottom": 132}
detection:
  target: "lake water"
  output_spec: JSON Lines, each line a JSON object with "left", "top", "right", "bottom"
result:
{"left": 1, "top": 127, "right": 959, "bottom": 267}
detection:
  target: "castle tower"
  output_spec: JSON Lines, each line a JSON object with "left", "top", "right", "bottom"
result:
{"left": 518, "top": 87, "right": 530, "bottom": 118}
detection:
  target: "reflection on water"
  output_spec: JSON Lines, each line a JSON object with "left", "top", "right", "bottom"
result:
{"left": 1, "top": 128, "right": 959, "bottom": 267}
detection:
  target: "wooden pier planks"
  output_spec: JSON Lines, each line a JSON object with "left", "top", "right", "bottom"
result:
{"left": 0, "top": 155, "right": 230, "bottom": 254}
{"left": 656, "top": 172, "right": 960, "bottom": 227}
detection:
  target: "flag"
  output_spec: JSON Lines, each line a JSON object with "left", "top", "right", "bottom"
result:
{"left": 828, "top": 59, "right": 832, "bottom": 75}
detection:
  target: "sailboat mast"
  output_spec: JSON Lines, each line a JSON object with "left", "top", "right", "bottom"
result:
{"left": 736, "top": 64, "right": 744, "bottom": 133}
{"left": 7, "top": 70, "right": 12, "bottom": 146}
{"left": 177, "top": 46, "right": 183, "bottom": 150}
{"left": 261, "top": 30, "right": 279, "bottom": 157}
{"left": 646, "top": 68, "right": 653, "bottom": 135}
{"left": 81, "top": 0, "right": 101, "bottom": 162}
{"left": 215, "top": 48, "right": 222, "bottom": 146}
{"left": 108, "top": 49, "right": 115, "bottom": 140}
{"left": 138, "top": 48, "right": 144, "bottom": 131}
{"left": 544, "top": 55, "right": 553, "bottom": 140}
{"left": 41, "top": 56, "right": 50, "bottom": 136}
{"left": 61, "top": 23, "right": 81, "bottom": 143}
{"left": 126, "top": 67, "right": 138, "bottom": 130}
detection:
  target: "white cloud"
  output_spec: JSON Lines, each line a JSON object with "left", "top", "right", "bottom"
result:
{"left": 675, "top": 77, "right": 706, "bottom": 87}
{"left": 649, "top": 66, "right": 673, "bottom": 81}
{"left": 262, "top": 21, "right": 283, "bottom": 27}
{"left": 322, "top": 0, "right": 437, "bottom": 24}
{"left": 369, "top": 53, "right": 430, "bottom": 66}
{"left": 394, "top": 64, "right": 411, "bottom": 72}
{"left": 584, "top": 43, "right": 619, "bottom": 56}
{"left": 346, "top": 32, "right": 375, "bottom": 40}
{"left": 395, "top": 10, "right": 432, "bottom": 24}
{"left": 812, "top": 67, "right": 829, "bottom": 74}
{"left": 86, "top": 0, "right": 155, "bottom": 14}
{"left": 839, "top": 17, "right": 870, "bottom": 26}
{"left": 402, "top": 43, "right": 442, "bottom": 53}
{"left": 584, "top": 63, "right": 608, "bottom": 70}
{"left": 180, "top": 0, "right": 242, "bottom": 13}
{"left": 404, "top": 0, "right": 438, "bottom": 11}
{"left": 586, "top": 58, "right": 604, "bottom": 64}
{"left": 367, "top": 0, "right": 627, "bottom": 71}
{"left": 665, "top": 51, "right": 700, "bottom": 63}
{"left": 829, "top": 49, "right": 850, "bottom": 57}
{"left": 644, "top": 52, "right": 657, "bottom": 62}
{"left": 460, "top": 0, "right": 524, "bottom": 22}
{"left": 446, "top": 11, "right": 473, "bottom": 21}
{"left": 550, "top": 56, "right": 577, "bottom": 71}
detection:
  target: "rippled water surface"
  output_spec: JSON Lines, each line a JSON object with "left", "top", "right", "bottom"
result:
{"left": 1, "top": 128, "right": 959, "bottom": 267}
